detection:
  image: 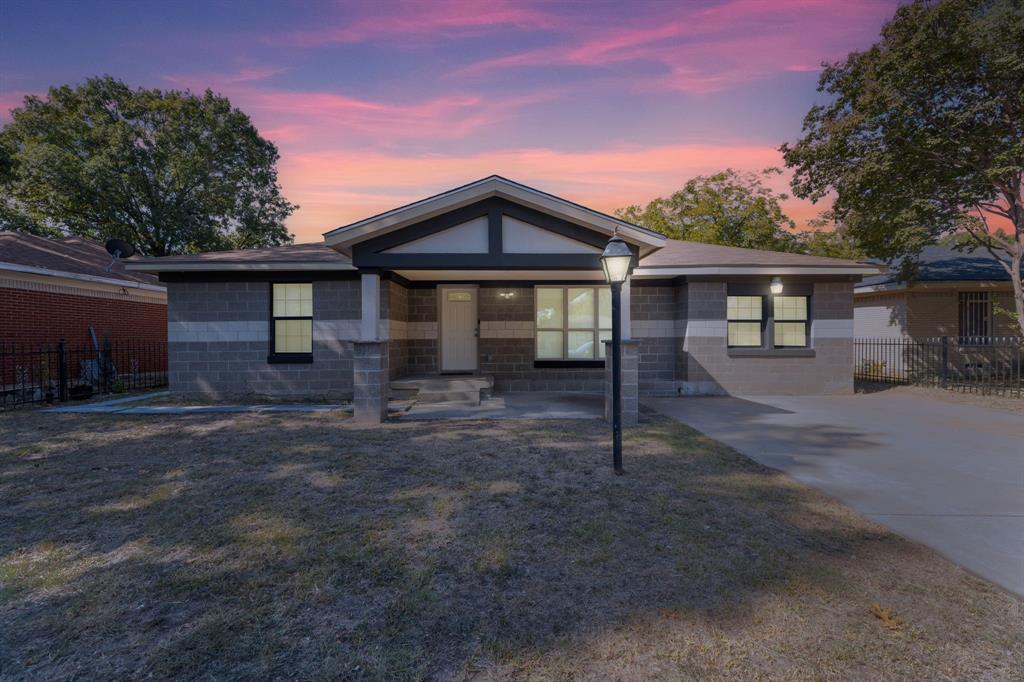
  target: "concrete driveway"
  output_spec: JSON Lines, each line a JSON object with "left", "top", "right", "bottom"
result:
{"left": 645, "top": 392, "right": 1024, "bottom": 597}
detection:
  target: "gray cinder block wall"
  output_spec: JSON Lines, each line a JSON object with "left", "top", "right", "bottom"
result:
{"left": 166, "top": 279, "right": 360, "bottom": 399}
{"left": 682, "top": 280, "right": 855, "bottom": 395}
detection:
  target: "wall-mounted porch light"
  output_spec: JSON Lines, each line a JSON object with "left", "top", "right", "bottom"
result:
{"left": 770, "top": 276, "right": 784, "bottom": 294}
{"left": 498, "top": 290, "right": 516, "bottom": 300}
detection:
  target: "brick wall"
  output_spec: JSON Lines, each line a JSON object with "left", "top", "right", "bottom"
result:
{"left": 906, "top": 289, "right": 1020, "bottom": 339}
{"left": 166, "top": 279, "right": 360, "bottom": 399}
{"left": 0, "top": 286, "right": 166, "bottom": 346}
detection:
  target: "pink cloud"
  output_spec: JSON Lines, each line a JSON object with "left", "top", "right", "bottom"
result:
{"left": 269, "top": 0, "right": 557, "bottom": 47}
{"left": 275, "top": 144, "right": 824, "bottom": 239}
{"left": 452, "top": 0, "right": 896, "bottom": 93}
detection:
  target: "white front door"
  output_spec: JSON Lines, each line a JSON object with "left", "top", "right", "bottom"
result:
{"left": 439, "top": 286, "right": 478, "bottom": 373}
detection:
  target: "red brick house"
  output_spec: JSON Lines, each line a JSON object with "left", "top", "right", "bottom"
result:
{"left": 0, "top": 231, "right": 166, "bottom": 346}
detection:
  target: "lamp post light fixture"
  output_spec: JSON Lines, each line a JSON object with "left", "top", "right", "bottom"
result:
{"left": 600, "top": 235, "right": 633, "bottom": 475}
{"left": 770, "top": 276, "right": 784, "bottom": 294}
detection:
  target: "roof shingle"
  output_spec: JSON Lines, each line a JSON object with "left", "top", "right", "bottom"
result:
{"left": 0, "top": 231, "right": 160, "bottom": 285}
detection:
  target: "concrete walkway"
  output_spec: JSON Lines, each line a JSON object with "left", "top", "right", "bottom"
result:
{"left": 645, "top": 392, "right": 1024, "bottom": 597}
{"left": 400, "top": 393, "right": 604, "bottom": 421}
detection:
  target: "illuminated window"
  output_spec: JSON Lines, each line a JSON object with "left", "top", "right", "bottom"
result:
{"left": 773, "top": 295, "right": 808, "bottom": 347}
{"left": 727, "top": 295, "right": 763, "bottom": 347}
{"left": 272, "top": 283, "right": 313, "bottom": 355}
{"left": 535, "top": 286, "right": 612, "bottom": 360}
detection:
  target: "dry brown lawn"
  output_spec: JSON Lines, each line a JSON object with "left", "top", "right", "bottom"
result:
{"left": 0, "top": 409, "right": 1021, "bottom": 680}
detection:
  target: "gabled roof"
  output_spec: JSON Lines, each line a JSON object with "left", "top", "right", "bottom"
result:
{"left": 856, "top": 245, "right": 1020, "bottom": 289}
{"left": 126, "top": 242, "right": 353, "bottom": 272}
{"left": 0, "top": 231, "right": 161, "bottom": 286}
{"left": 323, "top": 175, "right": 666, "bottom": 255}
{"left": 634, "top": 238, "right": 882, "bottom": 276}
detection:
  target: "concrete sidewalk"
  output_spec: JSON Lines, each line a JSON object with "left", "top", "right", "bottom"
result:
{"left": 400, "top": 393, "right": 604, "bottom": 421}
{"left": 646, "top": 393, "right": 1024, "bottom": 597}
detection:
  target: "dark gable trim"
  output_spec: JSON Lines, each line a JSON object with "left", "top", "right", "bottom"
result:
{"left": 352, "top": 197, "right": 636, "bottom": 270}
{"left": 159, "top": 271, "right": 359, "bottom": 283}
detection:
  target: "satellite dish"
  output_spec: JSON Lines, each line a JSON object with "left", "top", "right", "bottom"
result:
{"left": 105, "top": 238, "right": 136, "bottom": 271}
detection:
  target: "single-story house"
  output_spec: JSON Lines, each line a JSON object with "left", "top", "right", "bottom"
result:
{"left": 127, "top": 176, "right": 880, "bottom": 421}
{"left": 854, "top": 245, "right": 1022, "bottom": 340}
{"left": 0, "top": 230, "right": 167, "bottom": 346}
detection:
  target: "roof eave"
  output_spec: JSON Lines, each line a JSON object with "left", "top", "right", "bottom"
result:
{"left": 124, "top": 261, "right": 356, "bottom": 272}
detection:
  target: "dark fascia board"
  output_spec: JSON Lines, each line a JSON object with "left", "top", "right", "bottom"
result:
{"left": 159, "top": 271, "right": 359, "bottom": 283}
{"left": 352, "top": 197, "right": 635, "bottom": 270}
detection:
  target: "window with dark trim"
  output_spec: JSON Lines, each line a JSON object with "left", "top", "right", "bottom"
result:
{"left": 727, "top": 295, "right": 764, "bottom": 347}
{"left": 958, "top": 291, "right": 991, "bottom": 343}
{"left": 773, "top": 295, "right": 809, "bottom": 347}
{"left": 535, "top": 285, "right": 612, "bottom": 360}
{"left": 270, "top": 283, "right": 313, "bottom": 362}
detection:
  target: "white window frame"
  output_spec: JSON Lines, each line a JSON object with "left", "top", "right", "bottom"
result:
{"left": 535, "top": 285, "right": 612, "bottom": 361}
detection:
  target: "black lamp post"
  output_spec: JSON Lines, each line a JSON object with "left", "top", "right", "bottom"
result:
{"left": 600, "top": 235, "right": 633, "bottom": 475}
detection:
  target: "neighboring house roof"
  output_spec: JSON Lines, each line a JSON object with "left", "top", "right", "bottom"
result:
{"left": 127, "top": 243, "right": 354, "bottom": 272}
{"left": 0, "top": 231, "right": 163, "bottom": 287}
{"left": 856, "top": 245, "right": 1020, "bottom": 290}
{"left": 322, "top": 175, "right": 667, "bottom": 255}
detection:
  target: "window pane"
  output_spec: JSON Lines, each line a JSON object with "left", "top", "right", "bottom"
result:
{"left": 774, "top": 296, "right": 807, "bottom": 321}
{"left": 275, "top": 319, "right": 312, "bottom": 353}
{"left": 598, "top": 288, "right": 612, "bottom": 328}
{"left": 536, "top": 331, "right": 563, "bottom": 359}
{"left": 774, "top": 322, "right": 807, "bottom": 347}
{"left": 568, "top": 288, "right": 594, "bottom": 328}
{"left": 536, "top": 288, "right": 564, "bottom": 329}
{"left": 597, "top": 330, "right": 612, "bottom": 358}
{"left": 568, "top": 331, "right": 595, "bottom": 359}
{"left": 273, "top": 283, "right": 312, "bottom": 317}
{"left": 728, "top": 321, "right": 761, "bottom": 347}
{"left": 727, "top": 296, "right": 762, "bottom": 320}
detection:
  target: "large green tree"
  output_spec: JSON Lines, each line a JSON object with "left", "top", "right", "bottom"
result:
{"left": 0, "top": 76, "right": 296, "bottom": 255}
{"left": 782, "top": 0, "right": 1024, "bottom": 334}
{"left": 616, "top": 168, "right": 800, "bottom": 252}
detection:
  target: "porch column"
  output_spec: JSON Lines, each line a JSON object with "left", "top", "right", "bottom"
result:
{"left": 604, "top": 339, "right": 639, "bottom": 427}
{"left": 352, "top": 340, "right": 389, "bottom": 423}
{"left": 360, "top": 272, "right": 381, "bottom": 341}
{"left": 620, "top": 277, "right": 632, "bottom": 340}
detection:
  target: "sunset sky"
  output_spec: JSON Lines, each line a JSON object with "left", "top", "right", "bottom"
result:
{"left": 1, "top": 0, "right": 900, "bottom": 242}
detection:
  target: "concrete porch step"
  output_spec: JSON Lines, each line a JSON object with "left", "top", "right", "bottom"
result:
{"left": 389, "top": 375, "right": 494, "bottom": 405}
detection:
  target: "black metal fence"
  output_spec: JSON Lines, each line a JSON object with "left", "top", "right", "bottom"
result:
{"left": 0, "top": 339, "right": 167, "bottom": 410}
{"left": 855, "top": 336, "right": 1024, "bottom": 397}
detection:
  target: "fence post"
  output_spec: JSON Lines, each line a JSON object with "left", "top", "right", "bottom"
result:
{"left": 940, "top": 336, "right": 949, "bottom": 389}
{"left": 58, "top": 338, "right": 68, "bottom": 402}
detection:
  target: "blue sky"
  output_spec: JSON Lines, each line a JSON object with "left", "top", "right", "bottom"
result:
{"left": 1, "top": 0, "right": 900, "bottom": 239}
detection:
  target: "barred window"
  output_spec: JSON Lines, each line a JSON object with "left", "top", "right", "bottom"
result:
{"left": 958, "top": 292, "right": 991, "bottom": 343}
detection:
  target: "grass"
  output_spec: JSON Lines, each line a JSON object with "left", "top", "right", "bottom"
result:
{"left": 0, "top": 409, "right": 1020, "bottom": 680}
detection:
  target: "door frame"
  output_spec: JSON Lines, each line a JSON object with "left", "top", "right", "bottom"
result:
{"left": 437, "top": 284, "right": 479, "bottom": 374}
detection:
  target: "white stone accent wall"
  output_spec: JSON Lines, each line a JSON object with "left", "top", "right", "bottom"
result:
{"left": 811, "top": 319, "right": 854, "bottom": 339}
{"left": 479, "top": 320, "right": 533, "bottom": 339}
{"left": 169, "top": 319, "right": 364, "bottom": 343}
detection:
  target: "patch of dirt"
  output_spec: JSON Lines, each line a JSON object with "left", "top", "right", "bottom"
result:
{"left": 857, "top": 381, "right": 1024, "bottom": 415}
{"left": 0, "top": 411, "right": 1020, "bottom": 679}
